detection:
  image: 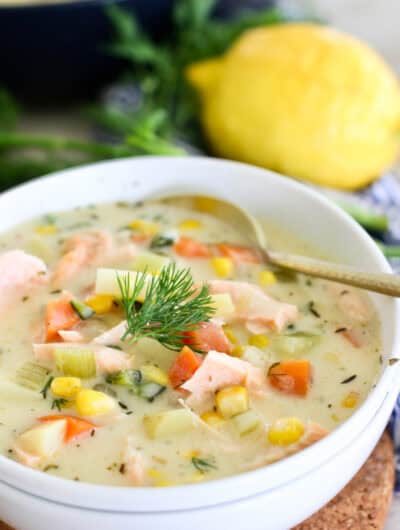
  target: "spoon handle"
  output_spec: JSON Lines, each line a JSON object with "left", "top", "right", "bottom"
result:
{"left": 267, "top": 250, "right": 400, "bottom": 296}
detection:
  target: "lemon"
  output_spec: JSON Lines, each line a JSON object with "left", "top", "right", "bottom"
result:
{"left": 187, "top": 24, "right": 400, "bottom": 190}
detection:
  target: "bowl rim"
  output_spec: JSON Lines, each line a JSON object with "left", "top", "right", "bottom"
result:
{"left": 0, "top": 155, "right": 398, "bottom": 512}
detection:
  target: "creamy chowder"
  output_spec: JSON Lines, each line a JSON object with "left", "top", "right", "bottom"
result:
{"left": 0, "top": 199, "right": 381, "bottom": 486}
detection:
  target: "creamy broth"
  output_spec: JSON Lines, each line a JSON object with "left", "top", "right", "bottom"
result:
{"left": 0, "top": 200, "right": 381, "bottom": 486}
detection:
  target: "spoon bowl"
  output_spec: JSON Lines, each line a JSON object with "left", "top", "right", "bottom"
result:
{"left": 160, "top": 194, "right": 400, "bottom": 297}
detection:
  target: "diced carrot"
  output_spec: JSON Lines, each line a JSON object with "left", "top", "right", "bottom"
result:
{"left": 268, "top": 360, "right": 312, "bottom": 397}
{"left": 216, "top": 243, "right": 261, "bottom": 264}
{"left": 173, "top": 237, "right": 210, "bottom": 258}
{"left": 169, "top": 346, "right": 203, "bottom": 389}
{"left": 340, "top": 329, "right": 361, "bottom": 348}
{"left": 184, "top": 321, "right": 231, "bottom": 355}
{"left": 45, "top": 294, "right": 80, "bottom": 342}
{"left": 39, "top": 415, "right": 96, "bottom": 443}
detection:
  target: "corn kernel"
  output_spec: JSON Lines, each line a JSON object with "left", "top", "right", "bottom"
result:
{"left": 341, "top": 391, "right": 359, "bottom": 409}
{"left": 259, "top": 270, "right": 277, "bottom": 287}
{"left": 50, "top": 377, "right": 81, "bottom": 399}
{"left": 267, "top": 417, "right": 304, "bottom": 446}
{"left": 86, "top": 294, "right": 114, "bottom": 314}
{"left": 128, "top": 219, "right": 159, "bottom": 236}
{"left": 210, "top": 257, "right": 234, "bottom": 278}
{"left": 216, "top": 386, "right": 249, "bottom": 419}
{"left": 230, "top": 345, "right": 244, "bottom": 358}
{"left": 75, "top": 389, "right": 115, "bottom": 417}
{"left": 223, "top": 326, "right": 238, "bottom": 344}
{"left": 141, "top": 364, "right": 169, "bottom": 386}
{"left": 201, "top": 411, "right": 225, "bottom": 427}
{"left": 179, "top": 219, "right": 202, "bottom": 230}
{"left": 35, "top": 224, "right": 58, "bottom": 236}
{"left": 248, "top": 334, "right": 269, "bottom": 348}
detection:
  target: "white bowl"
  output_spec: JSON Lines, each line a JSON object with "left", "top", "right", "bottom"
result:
{"left": 0, "top": 156, "right": 399, "bottom": 530}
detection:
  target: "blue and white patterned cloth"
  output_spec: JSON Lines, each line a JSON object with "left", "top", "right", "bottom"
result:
{"left": 319, "top": 172, "right": 400, "bottom": 493}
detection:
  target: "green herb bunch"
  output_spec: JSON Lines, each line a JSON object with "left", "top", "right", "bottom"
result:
{"left": 0, "top": 0, "right": 287, "bottom": 190}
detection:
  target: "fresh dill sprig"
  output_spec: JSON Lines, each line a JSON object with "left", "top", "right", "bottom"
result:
{"left": 191, "top": 456, "right": 217, "bottom": 474}
{"left": 117, "top": 262, "right": 215, "bottom": 351}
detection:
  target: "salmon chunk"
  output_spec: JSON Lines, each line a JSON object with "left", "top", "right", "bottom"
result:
{"left": 52, "top": 230, "right": 113, "bottom": 286}
{"left": 184, "top": 320, "right": 231, "bottom": 354}
{"left": 181, "top": 350, "right": 268, "bottom": 410}
{"left": 0, "top": 250, "right": 47, "bottom": 313}
{"left": 123, "top": 439, "right": 147, "bottom": 486}
{"left": 327, "top": 282, "right": 372, "bottom": 323}
{"left": 208, "top": 280, "right": 298, "bottom": 332}
{"left": 93, "top": 321, "right": 128, "bottom": 346}
{"left": 33, "top": 343, "right": 132, "bottom": 374}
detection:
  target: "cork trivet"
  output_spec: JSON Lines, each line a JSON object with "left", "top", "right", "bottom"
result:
{"left": 293, "top": 431, "right": 395, "bottom": 530}
{"left": 0, "top": 432, "right": 394, "bottom": 530}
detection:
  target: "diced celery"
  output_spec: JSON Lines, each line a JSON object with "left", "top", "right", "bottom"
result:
{"left": 139, "top": 382, "right": 166, "bottom": 402}
{"left": 70, "top": 299, "right": 95, "bottom": 320}
{"left": 95, "top": 268, "right": 153, "bottom": 301}
{"left": 143, "top": 409, "right": 194, "bottom": 439}
{"left": 15, "top": 362, "right": 50, "bottom": 391}
{"left": 17, "top": 420, "right": 67, "bottom": 458}
{"left": 131, "top": 251, "right": 170, "bottom": 274}
{"left": 54, "top": 348, "right": 96, "bottom": 378}
{"left": 232, "top": 410, "right": 261, "bottom": 436}
{"left": 273, "top": 332, "right": 320, "bottom": 356}
{"left": 210, "top": 294, "right": 235, "bottom": 319}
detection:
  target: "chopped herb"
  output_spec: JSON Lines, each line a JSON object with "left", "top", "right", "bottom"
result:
{"left": 51, "top": 398, "right": 69, "bottom": 411}
{"left": 327, "top": 404, "right": 332, "bottom": 408}
{"left": 389, "top": 358, "right": 399, "bottom": 366}
{"left": 191, "top": 456, "right": 217, "bottom": 474}
{"left": 274, "top": 269, "right": 298, "bottom": 283}
{"left": 43, "top": 214, "right": 57, "bottom": 225}
{"left": 340, "top": 374, "right": 357, "bottom": 384}
{"left": 116, "top": 201, "right": 130, "bottom": 208}
{"left": 50, "top": 289, "right": 62, "bottom": 295}
{"left": 44, "top": 464, "right": 59, "bottom": 472}
{"left": 21, "top": 296, "right": 29, "bottom": 302}
{"left": 106, "top": 344, "right": 122, "bottom": 351}
{"left": 125, "top": 410, "right": 133, "bottom": 415}
{"left": 335, "top": 327, "right": 347, "bottom": 333}
{"left": 307, "top": 301, "right": 320, "bottom": 318}
{"left": 92, "top": 383, "right": 117, "bottom": 397}
{"left": 150, "top": 233, "right": 176, "bottom": 251}
{"left": 340, "top": 290, "right": 349, "bottom": 296}
{"left": 91, "top": 429, "right": 96, "bottom": 437}
{"left": 118, "top": 401, "right": 128, "bottom": 410}
{"left": 119, "top": 463, "right": 126, "bottom": 474}
{"left": 118, "top": 262, "right": 215, "bottom": 351}
{"left": 305, "top": 278, "right": 313, "bottom": 287}
{"left": 40, "top": 376, "right": 54, "bottom": 399}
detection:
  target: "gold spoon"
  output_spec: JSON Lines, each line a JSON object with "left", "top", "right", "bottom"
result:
{"left": 159, "top": 194, "right": 400, "bottom": 297}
